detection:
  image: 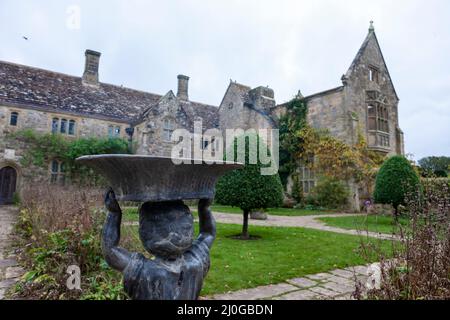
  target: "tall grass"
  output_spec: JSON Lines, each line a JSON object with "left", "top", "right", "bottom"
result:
{"left": 12, "top": 184, "right": 129, "bottom": 300}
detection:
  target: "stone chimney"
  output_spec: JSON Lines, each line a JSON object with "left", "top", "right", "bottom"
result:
{"left": 82, "top": 49, "right": 101, "bottom": 86}
{"left": 249, "top": 86, "right": 276, "bottom": 112}
{"left": 177, "top": 74, "right": 189, "bottom": 101}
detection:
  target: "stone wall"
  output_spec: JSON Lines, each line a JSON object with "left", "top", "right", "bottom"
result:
{"left": 134, "top": 92, "right": 193, "bottom": 157}
{"left": 342, "top": 32, "right": 402, "bottom": 156}
{"left": 219, "top": 83, "right": 276, "bottom": 148}
{"left": 306, "top": 89, "right": 350, "bottom": 143}
{"left": 0, "top": 104, "right": 130, "bottom": 197}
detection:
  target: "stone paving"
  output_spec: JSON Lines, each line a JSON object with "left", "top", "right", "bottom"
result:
{"left": 0, "top": 206, "right": 24, "bottom": 300}
{"left": 209, "top": 264, "right": 372, "bottom": 300}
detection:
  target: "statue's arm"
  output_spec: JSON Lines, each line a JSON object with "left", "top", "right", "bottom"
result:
{"left": 102, "top": 188, "right": 132, "bottom": 272}
{"left": 197, "top": 198, "right": 216, "bottom": 249}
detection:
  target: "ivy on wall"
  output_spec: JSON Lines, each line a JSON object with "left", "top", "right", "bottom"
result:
{"left": 9, "top": 129, "right": 129, "bottom": 183}
{"left": 278, "top": 96, "right": 385, "bottom": 199}
{"left": 278, "top": 97, "right": 308, "bottom": 186}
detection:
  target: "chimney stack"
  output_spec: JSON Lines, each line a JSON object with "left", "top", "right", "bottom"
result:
{"left": 177, "top": 74, "right": 189, "bottom": 101}
{"left": 82, "top": 49, "right": 101, "bottom": 86}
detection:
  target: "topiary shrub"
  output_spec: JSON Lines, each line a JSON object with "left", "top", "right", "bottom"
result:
{"left": 374, "top": 155, "right": 421, "bottom": 217}
{"left": 311, "top": 177, "right": 349, "bottom": 209}
{"left": 215, "top": 134, "right": 284, "bottom": 239}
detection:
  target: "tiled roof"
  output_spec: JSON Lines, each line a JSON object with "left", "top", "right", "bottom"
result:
{"left": 0, "top": 60, "right": 219, "bottom": 125}
{"left": 180, "top": 100, "right": 219, "bottom": 130}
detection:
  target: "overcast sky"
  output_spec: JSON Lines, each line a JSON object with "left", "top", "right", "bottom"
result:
{"left": 0, "top": 0, "right": 449, "bottom": 161}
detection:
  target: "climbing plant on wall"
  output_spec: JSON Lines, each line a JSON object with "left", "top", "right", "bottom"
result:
{"left": 9, "top": 129, "right": 129, "bottom": 183}
{"left": 278, "top": 97, "right": 308, "bottom": 186}
{"left": 297, "top": 126, "right": 386, "bottom": 195}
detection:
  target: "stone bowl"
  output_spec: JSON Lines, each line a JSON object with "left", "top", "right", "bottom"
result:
{"left": 76, "top": 155, "right": 243, "bottom": 202}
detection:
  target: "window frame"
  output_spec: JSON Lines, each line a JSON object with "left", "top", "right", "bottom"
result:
{"left": 366, "top": 91, "right": 391, "bottom": 148}
{"left": 68, "top": 120, "right": 76, "bottom": 136}
{"left": 9, "top": 111, "right": 19, "bottom": 126}
{"left": 369, "top": 66, "right": 380, "bottom": 84}
{"left": 50, "top": 160, "right": 66, "bottom": 185}
{"left": 162, "top": 118, "right": 175, "bottom": 142}
{"left": 52, "top": 117, "right": 59, "bottom": 134}
{"left": 108, "top": 124, "right": 121, "bottom": 138}
{"left": 298, "top": 162, "right": 315, "bottom": 194}
{"left": 60, "top": 119, "right": 67, "bottom": 134}
{"left": 51, "top": 117, "right": 77, "bottom": 136}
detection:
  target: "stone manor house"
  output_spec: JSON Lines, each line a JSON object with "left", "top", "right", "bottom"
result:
{"left": 0, "top": 24, "right": 404, "bottom": 210}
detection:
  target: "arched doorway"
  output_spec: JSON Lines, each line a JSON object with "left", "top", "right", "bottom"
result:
{"left": 0, "top": 166, "right": 17, "bottom": 205}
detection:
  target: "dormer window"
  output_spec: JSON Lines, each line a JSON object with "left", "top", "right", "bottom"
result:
{"left": 163, "top": 119, "right": 175, "bottom": 142}
{"left": 9, "top": 112, "right": 18, "bottom": 126}
{"left": 369, "top": 66, "right": 379, "bottom": 83}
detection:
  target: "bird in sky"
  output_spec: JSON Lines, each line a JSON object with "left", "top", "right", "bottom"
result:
{"left": 22, "top": 36, "right": 28, "bottom": 41}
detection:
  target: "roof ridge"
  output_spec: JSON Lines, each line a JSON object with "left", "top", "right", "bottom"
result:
{"left": 304, "top": 86, "right": 344, "bottom": 100}
{"left": 0, "top": 59, "right": 162, "bottom": 98}
{"left": 182, "top": 100, "right": 218, "bottom": 108}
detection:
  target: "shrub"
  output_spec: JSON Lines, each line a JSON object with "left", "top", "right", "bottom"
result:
{"left": 374, "top": 155, "right": 421, "bottom": 216}
{"left": 215, "top": 134, "right": 284, "bottom": 239}
{"left": 311, "top": 177, "right": 349, "bottom": 209}
{"left": 12, "top": 184, "right": 129, "bottom": 300}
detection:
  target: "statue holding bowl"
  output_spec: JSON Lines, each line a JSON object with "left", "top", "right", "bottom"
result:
{"left": 77, "top": 155, "right": 241, "bottom": 300}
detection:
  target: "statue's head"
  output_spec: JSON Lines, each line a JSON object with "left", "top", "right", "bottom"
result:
{"left": 139, "top": 201, "right": 194, "bottom": 259}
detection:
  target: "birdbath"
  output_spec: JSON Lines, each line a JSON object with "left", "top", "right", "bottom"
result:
{"left": 76, "top": 155, "right": 242, "bottom": 300}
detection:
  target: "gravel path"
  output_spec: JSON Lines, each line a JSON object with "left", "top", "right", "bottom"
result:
{"left": 209, "top": 212, "right": 397, "bottom": 240}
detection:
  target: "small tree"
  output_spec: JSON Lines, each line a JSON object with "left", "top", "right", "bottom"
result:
{"left": 374, "top": 155, "right": 421, "bottom": 217}
{"left": 215, "top": 134, "right": 284, "bottom": 239}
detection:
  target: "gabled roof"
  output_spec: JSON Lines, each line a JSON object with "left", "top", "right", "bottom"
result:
{"left": 219, "top": 81, "right": 252, "bottom": 109}
{"left": 137, "top": 90, "right": 219, "bottom": 131}
{"left": 345, "top": 29, "right": 399, "bottom": 101}
{"left": 220, "top": 81, "right": 277, "bottom": 127}
{"left": 181, "top": 100, "right": 219, "bottom": 130}
{"left": 303, "top": 86, "right": 344, "bottom": 101}
{"left": 0, "top": 60, "right": 219, "bottom": 125}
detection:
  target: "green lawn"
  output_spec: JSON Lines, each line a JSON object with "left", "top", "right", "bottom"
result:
{"left": 121, "top": 222, "right": 392, "bottom": 296}
{"left": 318, "top": 215, "right": 410, "bottom": 235}
{"left": 123, "top": 207, "right": 139, "bottom": 222}
{"left": 210, "top": 205, "right": 335, "bottom": 216}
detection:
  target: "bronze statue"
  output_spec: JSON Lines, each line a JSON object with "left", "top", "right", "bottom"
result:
{"left": 103, "top": 189, "right": 215, "bottom": 300}
{"left": 76, "top": 155, "right": 242, "bottom": 300}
